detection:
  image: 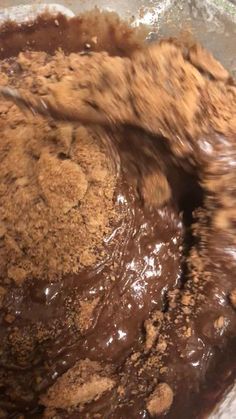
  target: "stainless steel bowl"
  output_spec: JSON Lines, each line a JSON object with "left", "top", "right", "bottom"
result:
{"left": 0, "top": 1, "right": 235, "bottom": 417}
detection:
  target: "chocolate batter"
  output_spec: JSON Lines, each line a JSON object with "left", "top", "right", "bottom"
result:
{"left": 0, "top": 9, "right": 235, "bottom": 419}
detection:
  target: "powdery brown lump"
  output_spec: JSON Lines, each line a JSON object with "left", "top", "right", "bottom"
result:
{"left": 41, "top": 359, "right": 115, "bottom": 409}
{"left": 0, "top": 59, "right": 118, "bottom": 281}
{"left": 146, "top": 383, "right": 174, "bottom": 417}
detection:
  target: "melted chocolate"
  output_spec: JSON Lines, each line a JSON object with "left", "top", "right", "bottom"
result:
{"left": 0, "top": 175, "right": 183, "bottom": 416}
{"left": 0, "top": 12, "right": 145, "bottom": 59}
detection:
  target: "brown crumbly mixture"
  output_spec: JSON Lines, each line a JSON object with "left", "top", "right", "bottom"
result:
{"left": 146, "top": 383, "right": 174, "bottom": 417}
{"left": 39, "top": 37, "right": 236, "bottom": 415}
{"left": 0, "top": 11, "right": 236, "bottom": 418}
{"left": 32, "top": 40, "right": 236, "bottom": 282}
{"left": 34, "top": 40, "right": 236, "bottom": 160}
{"left": 19, "top": 41, "right": 236, "bottom": 229}
{"left": 41, "top": 359, "right": 115, "bottom": 409}
{"left": 0, "top": 53, "right": 118, "bottom": 283}
{"left": 74, "top": 297, "right": 100, "bottom": 333}
{"left": 188, "top": 43, "right": 230, "bottom": 82}
{"left": 141, "top": 170, "right": 171, "bottom": 208}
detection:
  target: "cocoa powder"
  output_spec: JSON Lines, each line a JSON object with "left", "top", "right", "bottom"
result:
{"left": 0, "top": 53, "right": 118, "bottom": 283}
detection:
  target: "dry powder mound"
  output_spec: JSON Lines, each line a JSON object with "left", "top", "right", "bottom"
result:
{"left": 0, "top": 54, "right": 118, "bottom": 283}
{"left": 41, "top": 359, "right": 115, "bottom": 409}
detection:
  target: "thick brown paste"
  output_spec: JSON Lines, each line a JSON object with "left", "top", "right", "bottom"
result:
{"left": 0, "top": 9, "right": 235, "bottom": 419}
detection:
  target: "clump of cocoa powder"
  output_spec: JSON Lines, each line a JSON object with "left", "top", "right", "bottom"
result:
{"left": 146, "top": 383, "right": 174, "bottom": 416}
{"left": 41, "top": 359, "right": 115, "bottom": 409}
{"left": 0, "top": 52, "right": 118, "bottom": 283}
